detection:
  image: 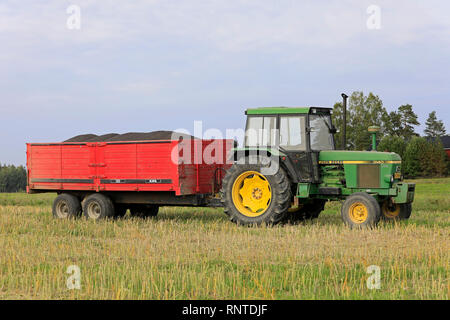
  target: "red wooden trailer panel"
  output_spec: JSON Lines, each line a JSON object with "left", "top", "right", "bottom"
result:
{"left": 27, "top": 139, "right": 234, "bottom": 197}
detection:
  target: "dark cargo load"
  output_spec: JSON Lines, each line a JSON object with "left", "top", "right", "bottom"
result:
{"left": 64, "top": 131, "right": 196, "bottom": 142}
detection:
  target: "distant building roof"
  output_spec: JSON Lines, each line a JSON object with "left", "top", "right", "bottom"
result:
{"left": 441, "top": 135, "right": 450, "bottom": 149}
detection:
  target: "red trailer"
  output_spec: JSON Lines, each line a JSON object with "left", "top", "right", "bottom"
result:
{"left": 27, "top": 138, "right": 234, "bottom": 219}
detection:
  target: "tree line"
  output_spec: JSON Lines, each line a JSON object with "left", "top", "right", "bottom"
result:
{"left": 0, "top": 164, "right": 27, "bottom": 192}
{"left": 332, "top": 91, "right": 448, "bottom": 178}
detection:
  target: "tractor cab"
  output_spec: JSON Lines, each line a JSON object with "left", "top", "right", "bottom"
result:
{"left": 245, "top": 107, "right": 335, "bottom": 151}
{"left": 243, "top": 107, "right": 336, "bottom": 183}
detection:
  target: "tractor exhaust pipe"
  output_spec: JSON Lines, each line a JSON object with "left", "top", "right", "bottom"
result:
{"left": 341, "top": 93, "right": 348, "bottom": 150}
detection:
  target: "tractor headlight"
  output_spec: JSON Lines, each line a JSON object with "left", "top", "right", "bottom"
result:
{"left": 394, "top": 165, "right": 402, "bottom": 180}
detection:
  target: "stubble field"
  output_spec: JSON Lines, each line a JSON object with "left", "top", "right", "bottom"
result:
{"left": 0, "top": 178, "right": 448, "bottom": 299}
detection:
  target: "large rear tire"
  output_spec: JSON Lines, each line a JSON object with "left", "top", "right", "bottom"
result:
{"left": 52, "top": 193, "right": 81, "bottom": 219}
{"left": 341, "top": 192, "right": 381, "bottom": 229}
{"left": 221, "top": 157, "right": 291, "bottom": 226}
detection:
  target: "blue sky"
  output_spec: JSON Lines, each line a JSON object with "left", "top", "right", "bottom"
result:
{"left": 1, "top": 0, "right": 449, "bottom": 165}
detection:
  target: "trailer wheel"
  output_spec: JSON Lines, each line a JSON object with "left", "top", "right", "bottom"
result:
{"left": 341, "top": 193, "right": 381, "bottom": 229}
{"left": 284, "top": 200, "right": 326, "bottom": 223}
{"left": 82, "top": 194, "right": 115, "bottom": 220}
{"left": 130, "top": 204, "right": 159, "bottom": 218}
{"left": 52, "top": 194, "right": 81, "bottom": 219}
{"left": 221, "top": 157, "right": 291, "bottom": 226}
{"left": 381, "top": 201, "right": 412, "bottom": 220}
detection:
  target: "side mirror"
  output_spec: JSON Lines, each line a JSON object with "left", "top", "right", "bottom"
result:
{"left": 330, "top": 126, "right": 337, "bottom": 134}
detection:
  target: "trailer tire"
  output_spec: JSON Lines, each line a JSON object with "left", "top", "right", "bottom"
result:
{"left": 381, "top": 201, "right": 412, "bottom": 220}
{"left": 130, "top": 204, "right": 159, "bottom": 218}
{"left": 341, "top": 192, "right": 381, "bottom": 229}
{"left": 221, "top": 157, "right": 291, "bottom": 226}
{"left": 52, "top": 193, "right": 81, "bottom": 219}
{"left": 82, "top": 193, "right": 115, "bottom": 220}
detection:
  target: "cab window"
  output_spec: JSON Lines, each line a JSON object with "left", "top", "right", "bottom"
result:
{"left": 245, "top": 116, "right": 277, "bottom": 147}
{"left": 310, "top": 114, "right": 335, "bottom": 150}
{"left": 280, "top": 116, "right": 306, "bottom": 151}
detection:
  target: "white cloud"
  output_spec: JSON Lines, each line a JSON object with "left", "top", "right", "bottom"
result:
{"left": 0, "top": 0, "right": 449, "bottom": 52}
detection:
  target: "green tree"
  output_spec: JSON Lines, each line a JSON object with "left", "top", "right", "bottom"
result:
{"left": 382, "top": 111, "right": 402, "bottom": 137}
{"left": 0, "top": 164, "right": 27, "bottom": 192}
{"left": 403, "top": 137, "right": 428, "bottom": 178}
{"left": 424, "top": 111, "right": 446, "bottom": 138}
{"left": 332, "top": 91, "right": 388, "bottom": 150}
{"left": 348, "top": 92, "right": 388, "bottom": 150}
{"left": 429, "top": 140, "right": 448, "bottom": 177}
{"left": 378, "top": 136, "right": 407, "bottom": 159}
{"left": 332, "top": 93, "right": 422, "bottom": 150}
{"left": 403, "top": 137, "right": 447, "bottom": 178}
{"left": 397, "top": 104, "right": 420, "bottom": 141}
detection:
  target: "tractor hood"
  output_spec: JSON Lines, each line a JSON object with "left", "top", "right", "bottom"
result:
{"left": 319, "top": 150, "right": 401, "bottom": 163}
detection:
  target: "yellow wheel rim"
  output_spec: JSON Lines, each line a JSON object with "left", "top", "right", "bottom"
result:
{"left": 382, "top": 202, "right": 401, "bottom": 219}
{"left": 348, "top": 202, "right": 368, "bottom": 224}
{"left": 231, "top": 171, "right": 272, "bottom": 217}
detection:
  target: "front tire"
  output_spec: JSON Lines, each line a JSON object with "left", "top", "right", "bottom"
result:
{"left": 221, "top": 158, "right": 291, "bottom": 226}
{"left": 341, "top": 193, "right": 381, "bottom": 229}
{"left": 52, "top": 193, "right": 81, "bottom": 219}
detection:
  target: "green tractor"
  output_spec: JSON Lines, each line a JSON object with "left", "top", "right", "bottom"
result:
{"left": 221, "top": 97, "right": 415, "bottom": 228}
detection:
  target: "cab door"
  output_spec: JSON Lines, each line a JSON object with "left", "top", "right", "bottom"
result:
{"left": 279, "top": 115, "right": 319, "bottom": 183}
